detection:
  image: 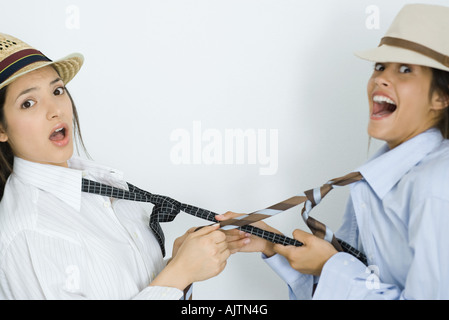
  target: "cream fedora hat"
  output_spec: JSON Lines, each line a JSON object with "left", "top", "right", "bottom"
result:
{"left": 355, "top": 3, "right": 449, "bottom": 72}
{"left": 0, "top": 33, "right": 83, "bottom": 90}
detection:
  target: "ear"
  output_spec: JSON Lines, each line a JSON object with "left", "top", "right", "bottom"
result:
{"left": 0, "top": 126, "right": 8, "bottom": 143}
{"left": 430, "top": 90, "right": 449, "bottom": 111}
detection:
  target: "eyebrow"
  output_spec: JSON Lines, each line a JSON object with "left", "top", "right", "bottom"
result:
{"left": 15, "top": 77, "right": 63, "bottom": 102}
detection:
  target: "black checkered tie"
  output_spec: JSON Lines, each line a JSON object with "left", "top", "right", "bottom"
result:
{"left": 81, "top": 179, "right": 297, "bottom": 257}
{"left": 81, "top": 176, "right": 367, "bottom": 265}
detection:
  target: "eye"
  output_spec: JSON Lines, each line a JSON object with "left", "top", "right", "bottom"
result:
{"left": 54, "top": 86, "right": 65, "bottom": 96}
{"left": 399, "top": 65, "right": 411, "bottom": 73}
{"left": 374, "top": 63, "right": 385, "bottom": 71}
{"left": 21, "top": 99, "right": 36, "bottom": 109}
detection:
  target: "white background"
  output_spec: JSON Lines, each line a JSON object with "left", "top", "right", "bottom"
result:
{"left": 2, "top": 0, "right": 447, "bottom": 299}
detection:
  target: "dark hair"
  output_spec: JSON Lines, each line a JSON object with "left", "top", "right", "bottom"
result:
{"left": 430, "top": 68, "right": 449, "bottom": 138}
{"left": 0, "top": 84, "right": 89, "bottom": 201}
{"left": 0, "top": 85, "right": 13, "bottom": 200}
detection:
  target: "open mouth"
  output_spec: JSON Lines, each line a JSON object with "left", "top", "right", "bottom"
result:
{"left": 372, "top": 95, "right": 397, "bottom": 118}
{"left": 49, "top": 125, "right": 67, "bottom": 142}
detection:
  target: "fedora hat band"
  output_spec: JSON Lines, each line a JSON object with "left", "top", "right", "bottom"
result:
{"left": 0, "top": 48, "right": 51, "bottom": 85}
{"left": 379, "top": 36, "right": 449, "bottom": 68}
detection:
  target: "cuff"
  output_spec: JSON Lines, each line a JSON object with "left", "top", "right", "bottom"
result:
{"left": 133, "top": 286, "right": 184, "bottom": 300}
{"left": 262, "top": 253, "right": 303, "bottom": 285}
{"left": 313, "top": 252, "right": 367, "bottom": 299}
{"left": 262, "top": 253, "right": 314, "bottom": 300}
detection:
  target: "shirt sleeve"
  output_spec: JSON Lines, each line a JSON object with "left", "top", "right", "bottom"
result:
{"left": 133, "top": 286, "right": 183, "bottom": 300}
{"left": 262, "top": 249, "right": 402, "bottom": 300}
{"left": 261, "top": 194, "right": 402, "bottom": 300}
{"left": 314, "top": 195, "right": 449, "bottom": 300}
{"left": 310, "top": 193, "right": 403, "bottom": 299}
{"left": 312, "top": 252, "right": 402, "bottom": 299}
{"left": 262, "top": 253, "right": 314, "bottom": 300}
{"left": 0, "top": 230, "right": 183, "bottom": 300}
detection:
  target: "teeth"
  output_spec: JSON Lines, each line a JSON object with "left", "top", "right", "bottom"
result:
{"left": 373, "top": 95, "right": 396, "bottom": 105}
{"left": 55, "top": 127, "right": 64, "bottom": 133}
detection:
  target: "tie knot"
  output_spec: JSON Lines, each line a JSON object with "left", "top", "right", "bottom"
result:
{"left": 151, "top": 195, "right": 182, "bottom": 223}
{"left": 304, "top": 183, "right": 332, "bottom": 207}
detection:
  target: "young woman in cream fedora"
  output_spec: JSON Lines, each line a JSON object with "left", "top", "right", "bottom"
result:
{"left": 0, "top": 34, "right": 233, "bottom": 299}
{"left": 221, "top": 3, "right": 449, "bottom": 299}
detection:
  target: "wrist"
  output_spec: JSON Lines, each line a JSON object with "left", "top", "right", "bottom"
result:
{"left": 262, "top": 242, "right": 276, "bottom": 257}
{"left": 260, "top": 225, "right": 282, "bottom": 257}
{"left": 150, "top": 260, "right": 192, "bottom": 291}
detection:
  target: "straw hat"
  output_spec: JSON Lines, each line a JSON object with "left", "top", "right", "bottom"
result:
{"left": 355, "top": 4, "right": 449, "bottom": 72}
{"left": 0, "top": 33, "right": 83, "bottom": 90}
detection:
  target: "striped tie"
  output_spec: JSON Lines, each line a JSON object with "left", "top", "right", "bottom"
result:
{"left": 81, "top": 172, "right": 367, "bottom": 265}
{"left": 216, "top": 171, "right": 366, "bottom": 263}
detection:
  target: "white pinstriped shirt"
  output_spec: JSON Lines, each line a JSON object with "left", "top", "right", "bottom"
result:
{"left": 0, "top": 156, "right": 183, "bottom": 300}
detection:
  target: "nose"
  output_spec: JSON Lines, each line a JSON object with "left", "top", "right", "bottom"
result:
{"left": 373, "top": 70, "right": 392, "bottom": 88}
{"left": 46, "top": 97, "right": 62, "bottom": 120}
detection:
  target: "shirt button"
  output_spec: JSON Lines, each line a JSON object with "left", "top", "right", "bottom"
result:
{"left": 103, "top": 202, "right": 111, "bottom": 208}
{"left": 360, "top": 202, "right": 366, "bottom": 209}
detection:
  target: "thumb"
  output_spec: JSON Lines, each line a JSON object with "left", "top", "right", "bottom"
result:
{"left": 215, "top": 211, "right": 244, "bottom": 221}
{"left": 186, "top": 226, "right": 198, "bottom": 233}
{"left": 274, "top": 229, "right": 310, "bottom": 256}
{"left": 292, "top": 229, "right": 313, "bottom": 243}
{"left": 192, "top": 223, "right": 220, "bottom": 237}
{"left": 273, "top": 243, "right": 295, "bottom": 257}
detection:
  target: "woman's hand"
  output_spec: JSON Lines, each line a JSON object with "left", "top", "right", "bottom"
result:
{"left": 215, "top": 211, "right": 283, "bottom": 257}
{"left": 273, "top": 229, "right": 338, "bottom": 276}
{"left": 171, "top": 226, "right": 196, "bottom": 259}
{"left": 151, "top": 224, "right": 230, "bottom": 290}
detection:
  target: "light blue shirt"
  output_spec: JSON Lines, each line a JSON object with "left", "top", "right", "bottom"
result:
{"left": 264, "top": 128, "right": 449, "bottom": 299}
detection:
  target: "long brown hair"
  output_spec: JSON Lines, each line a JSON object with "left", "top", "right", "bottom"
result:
{"left": 0, "top": 84, "right": 89, "bottom": 200}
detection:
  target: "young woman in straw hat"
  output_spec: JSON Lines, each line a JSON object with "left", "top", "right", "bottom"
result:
{"left": 221, "top": 3, "right": 449, "bottom": 299}
{"left": 0, "top": 34, "right": 233, "bottom": 299}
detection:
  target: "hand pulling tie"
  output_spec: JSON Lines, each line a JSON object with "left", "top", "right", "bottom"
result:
{"left": 81, "top": 171, "right": 367, "bottom": 266}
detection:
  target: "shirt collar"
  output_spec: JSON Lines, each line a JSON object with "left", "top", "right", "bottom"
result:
{"left": 13, "top": 157, "right": 83, "bottom": 212}
{"left": 12, "top": 156, "right": 126, "bottom": 212}
{"left": 68, "top": 156, "right": 126, "bottom": 187}
{"left": 357, "top": 128, "right": 444, "bottom": 199}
